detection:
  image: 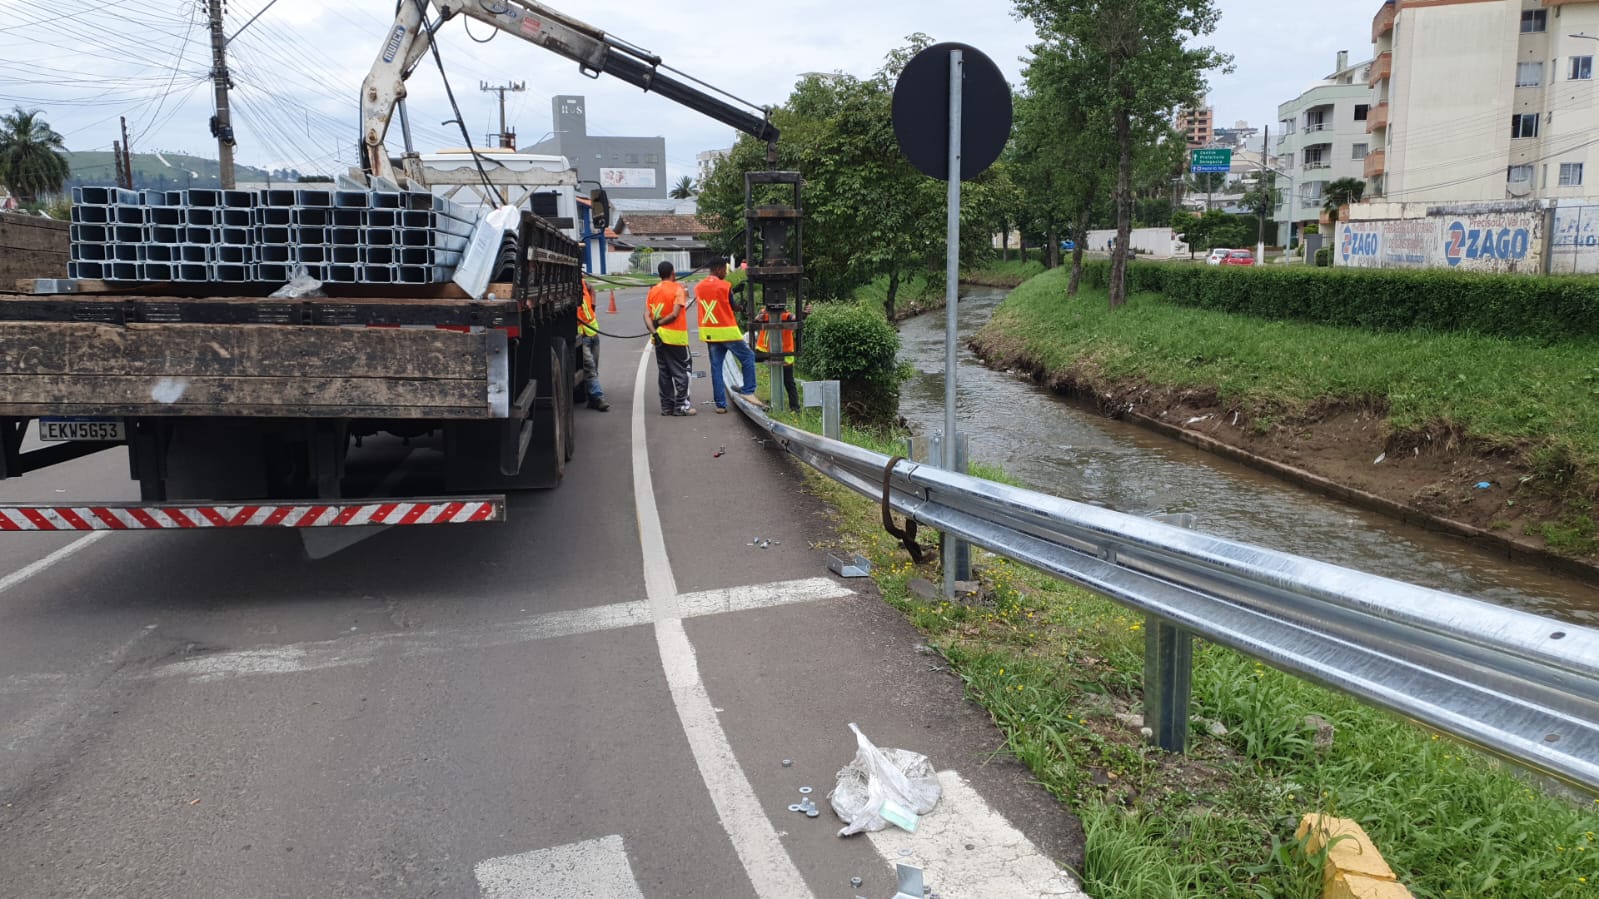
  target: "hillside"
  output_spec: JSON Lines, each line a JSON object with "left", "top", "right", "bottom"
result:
{"left": 64, "top": 151, "right": 307, "bottom": 191}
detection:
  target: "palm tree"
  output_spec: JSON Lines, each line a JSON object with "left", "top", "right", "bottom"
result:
{"left": 1321, "top": 177, "right": 1366, "bottom": 228}
{"left": 0, "top": 108, "right": 71, "bottom": 205}
{"left": 669, "top": 175, "right": 696, "bottom": 200}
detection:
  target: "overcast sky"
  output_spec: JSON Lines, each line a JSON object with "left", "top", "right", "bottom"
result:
{"left": 0, "top": 0, "right": 1372, "bottom": 183}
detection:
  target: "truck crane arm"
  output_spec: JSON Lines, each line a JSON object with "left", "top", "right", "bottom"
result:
{"left": 361, "top": 0, "right": 780, "bottom": 181}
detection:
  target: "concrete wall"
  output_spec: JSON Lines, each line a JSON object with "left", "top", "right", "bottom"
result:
{"left": 1336, "top": 201, "right": 1543, "bottom": 272}
{"left": 1548, "top": 200, "right": 1599, "bottom": 274}
{"left": 0, "top": 212, "right": 68, "bottom": 289}
{"left": 1086, "top": 228, "right": 1189, "bottom": 257}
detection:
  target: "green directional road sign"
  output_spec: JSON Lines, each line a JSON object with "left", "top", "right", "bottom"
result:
{"left": 1190, "top": 148, "right": 1233, "bottom": 174}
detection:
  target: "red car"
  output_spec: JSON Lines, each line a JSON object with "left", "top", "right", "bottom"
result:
{"left": 1220, "top": 249, "right": 1255, "bottom": 266}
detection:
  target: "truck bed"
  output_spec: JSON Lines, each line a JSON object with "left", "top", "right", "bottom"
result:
{"left": 0, "top": 290, "right": 521, "bottom": 420}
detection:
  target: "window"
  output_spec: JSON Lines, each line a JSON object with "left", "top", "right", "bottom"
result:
{"left": 1571, "top": 56, "right": 1594, "bottom": 80}
{"left": 1283, "top": 152, "right": 1294, "bottom": 167}
{"left": 1507, "top": 164, "right": 1534, "bottom": 183}
{"left": 1517, "top": 61, "right": 1544, "bottom": 87}
{"left": 1352, "top": 143, "right": 1369, "bottom": 160}
{"left": 1511, "top": 113, "right": 1541, "bottom": 139}
{"left": 1354, "top": 104, "right": 1370, "bottom": 121}
{"left": 1560, "top": 162, "right": 1584, "bottom": 186}
{"left": 1521, "top": 10, "right": 1547, "bottom": 33}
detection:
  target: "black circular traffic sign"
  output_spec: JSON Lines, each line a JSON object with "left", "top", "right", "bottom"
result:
{"left": 892, "top": 42, "right": 1013, "bottom": 182}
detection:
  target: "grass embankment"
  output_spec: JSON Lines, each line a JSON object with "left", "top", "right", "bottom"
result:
{"left": 972, "top": 267, "right": 1599, "bottom": 557}
{"left": 962, "top": 258, "right": 1048, "bottom": 288}
{"left": 765, "top": 404, "right": 1599, "bottom": 898}
{"left": 851, "top": 273, "right": 944, "bottom": 320}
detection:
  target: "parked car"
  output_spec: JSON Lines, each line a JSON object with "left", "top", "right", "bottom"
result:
{"left": 1059, "top": 239, "right": 1076, "bottom": 251}
{"left": 1221, "top": 249, "right": 1256, "bottom": 266}
{"left": 1206, "top": 248, "right": 1231, "bottom": 265}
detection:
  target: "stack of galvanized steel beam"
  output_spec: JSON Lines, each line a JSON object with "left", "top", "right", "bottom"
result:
{"left": 67, "top": 186, "right": 476, "bottom": 285}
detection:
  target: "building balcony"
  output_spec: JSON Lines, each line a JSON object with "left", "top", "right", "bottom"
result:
{"left": 1369, "top": 52, "right": 1392, "bottom": 87}
{"left": 1363, "top": 149, "right": 1387, "bottom": 179}
{"left": 1366, "top": 101, "right": 1389, "bottom": 133}
{"left": 1371, "top": 1, "right": 1395, "bottom": 42}
{"left": 1303, "top": 161, "right": 1333, "bottom": 172}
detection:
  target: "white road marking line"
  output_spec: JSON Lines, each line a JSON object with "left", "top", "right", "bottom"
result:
{"left": 864, "top": 770, "right": 1085, "bottom": 898}
{"left": 133, "top": 577, "right": 849, "bottom": 685}
{"left": 631, "top": 347, "right": 813, "bottom": 899}
{"left": 474, "top": 834, "right": 646, "bottom": 899}
{"left": 0, "top": 532, "right": 107, "bottom": 597}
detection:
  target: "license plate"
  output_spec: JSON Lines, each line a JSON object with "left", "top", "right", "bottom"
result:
{"left": 38, "top": 418, "right": 126, "bottom": 442}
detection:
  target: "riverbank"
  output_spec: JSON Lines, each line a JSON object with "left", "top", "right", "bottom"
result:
{"left": 770, "top": 403, "right": 1599, "bottom": 898}
{"left": 969, "top": 267, "right": 1599, "bottom": 568}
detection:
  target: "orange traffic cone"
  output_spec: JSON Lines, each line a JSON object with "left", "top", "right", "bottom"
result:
{"left": 607, "top": 290, "right": 618, "bottom": 314}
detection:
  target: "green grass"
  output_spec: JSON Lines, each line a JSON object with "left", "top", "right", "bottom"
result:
{"left": 767, "top": 401, "right": 1599, "bottom": 897}
{"left": 978, "top": 267, "right": 1599, "bottom": 504}
{"left": 850, "top": 273, "right": 943, "bottom": 317}
{"left": 963, "top": 258, "right": 1048, "bottom": 287}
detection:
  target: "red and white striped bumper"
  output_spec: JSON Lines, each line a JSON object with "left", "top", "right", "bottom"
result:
{"left": 0, "top": 497, "right": 505, "bottom": 531}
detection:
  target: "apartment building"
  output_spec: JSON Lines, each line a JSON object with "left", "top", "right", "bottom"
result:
{"left": 1275, "top": 51, "right": 1376, "bottom": 245}
{"left": 1370, "top": 0, "right": 1599, "bottom": 204}
{"left": 1177, "top": 102, "right": 1215, "bottom": 149}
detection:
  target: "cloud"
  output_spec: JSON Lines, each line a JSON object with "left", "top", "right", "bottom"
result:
{"left": 0, "top": 0, "right": 1375, "bottom": 182}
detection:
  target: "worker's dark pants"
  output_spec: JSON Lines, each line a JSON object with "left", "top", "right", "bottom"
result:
{"left": 655, "top": 342, "right": 692, "bottom": 413}
{"left": 776, "top": 364, "right": 799, "bottom": 410}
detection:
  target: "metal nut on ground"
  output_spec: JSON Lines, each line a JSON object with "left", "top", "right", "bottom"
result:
{"left": 850, "top": 876, "right": 863, "bottom": 887}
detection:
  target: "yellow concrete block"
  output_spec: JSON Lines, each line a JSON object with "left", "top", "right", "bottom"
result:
{"left": 1326, "top": 872, "right": 1415, "bottom": 899}
{"left": 1297, "top": 814, "right": 1414, "bottom": 898}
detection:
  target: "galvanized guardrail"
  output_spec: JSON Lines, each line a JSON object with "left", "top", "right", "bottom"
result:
{"left": 734, "top": 397, "right": 1599, "bottom": 794}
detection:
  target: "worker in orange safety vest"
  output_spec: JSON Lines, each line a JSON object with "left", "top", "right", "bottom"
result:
{"left": 754, "top": 306, "right": 800, "bottom": 411}
{"left": 576, "top": 280, "right": 609, "bottom": 411}
{"left": 644, "top": 261, "right": 695, "bottom": 416}
{"left": 695, "top": 259, "right": 758, "bottom": 413}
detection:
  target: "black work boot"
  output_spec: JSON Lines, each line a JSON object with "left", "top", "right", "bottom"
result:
{"left": 587, "top": 396, "right": 611, "bottom": 412}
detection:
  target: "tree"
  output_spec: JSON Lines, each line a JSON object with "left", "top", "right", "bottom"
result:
{"left": 699, "top": 37, "right": 951, "bottom": 317}
{"left": 1014, "top": 0, "right": 1231, "bottom": 309}
{"left": 1322, "top": 176, "right": 1366, "bottom": 227}
{"left": 0, "top": 107, "right": 70, "bottom": 204}
{"left": 669, "top": 175, "right": 696, "bottom": 199}
{"left": 1240, "top": 171, "right": 1280, "bottom": 247}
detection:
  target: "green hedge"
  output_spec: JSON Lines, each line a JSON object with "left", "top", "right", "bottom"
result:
{"left": 1075, "top": 261, "right": 1599, "bottom": 341}
{"left": 798, "top": 302, "right": 910, "bottom": 428}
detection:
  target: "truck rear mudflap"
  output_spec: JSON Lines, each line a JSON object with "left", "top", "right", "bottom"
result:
{"left": 0, "top": 497, "right": 504, "bottom": 531}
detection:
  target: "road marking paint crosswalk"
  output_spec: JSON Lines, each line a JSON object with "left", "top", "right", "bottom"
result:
{"left": 136, "top": 576, "right": 851, "bottom": 685}
{"left": 864, "top": 770, "right": 1085, "bottom": 898}
{"left": 474, "top": 834, "right": 646, "bottom": 899}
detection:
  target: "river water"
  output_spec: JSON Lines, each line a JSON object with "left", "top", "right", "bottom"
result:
{"left": 895, "top": 287, "right": 1599, "bottom": 626}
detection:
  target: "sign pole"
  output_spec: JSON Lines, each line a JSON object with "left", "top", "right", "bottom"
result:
{"left": 942, "top": 49, "right": 964, "bottom": 602}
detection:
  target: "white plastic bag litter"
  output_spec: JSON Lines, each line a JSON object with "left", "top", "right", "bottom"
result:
{"left": 828, "top": 722, "right": 941, "bottom": 837}
{"left": 268, "top": 265, "right": 325, "bottom": 299}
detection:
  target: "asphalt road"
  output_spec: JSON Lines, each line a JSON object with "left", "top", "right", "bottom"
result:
{"left": 0, "top": 285, "right": 1084, "bottom": 898}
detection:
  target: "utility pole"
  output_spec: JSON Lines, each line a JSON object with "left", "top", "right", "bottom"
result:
{"left": 480, "top": 81, "right": 526, "bottom": 148}
{"left": 207, "top": 0, "right": 237, "bottom": 188}
{"left": 120, "top": 116, "right": 134, "bottom": 191}
{"left": 1257, "top": 124, "right": 1268, "bottom": 265}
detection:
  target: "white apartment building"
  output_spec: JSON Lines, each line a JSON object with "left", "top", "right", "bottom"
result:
{"left": 1275, "top": 51, "right": 1376, "bottom": 245}
{"left": 1371, "top": 0, "right": 1599, "bottom": 204}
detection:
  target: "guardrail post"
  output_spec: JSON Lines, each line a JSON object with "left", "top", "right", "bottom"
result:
{"left": 801, "top": 380, "right": 842, "bottom": 440}
{"left": 1144, "top": 615, "right": 1193, "bottom": 753}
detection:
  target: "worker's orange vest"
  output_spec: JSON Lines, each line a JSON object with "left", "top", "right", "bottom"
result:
{"left": 578, "top": 281, "right": 598, "bottom": 338}
{"left": 754, "top": 310, "right": 796, "bottom": 364}
{"left": 647, "top": 281, "right": 690, "bottom": 346}
{"left": 694, "top": 276, "right": 742, "bottom": 342}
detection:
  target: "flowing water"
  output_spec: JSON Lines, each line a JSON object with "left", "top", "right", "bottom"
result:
{"left": 895, "top": 287, "right": 1599, "bottom": 625}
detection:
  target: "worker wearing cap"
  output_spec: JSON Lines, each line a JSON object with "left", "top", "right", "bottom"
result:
{"left": 577, "top": 280, "right": 609, "bottom": 411}
{"left": 695, "top": 259, "right": 758, "bottom": 413}
{"left": 754, "top": 306, "right": 800, "bottom": 410}
{"left": 645, "top": 261, "right": 695, "bottom": 416}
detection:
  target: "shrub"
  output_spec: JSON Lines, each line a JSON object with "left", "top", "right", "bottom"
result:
{"left": 1070, "top": 260, "right": 1599, "bottom": 341}
{"left": 798, "top": 303, "right": 910, "bottom": 428}
{"left": 1314, "top": 247, "right": 1332, "bottom": 267}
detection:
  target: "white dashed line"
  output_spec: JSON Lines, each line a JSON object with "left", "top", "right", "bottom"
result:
{"left": 475, "top": 834, "right": 647, "bottom": 899}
